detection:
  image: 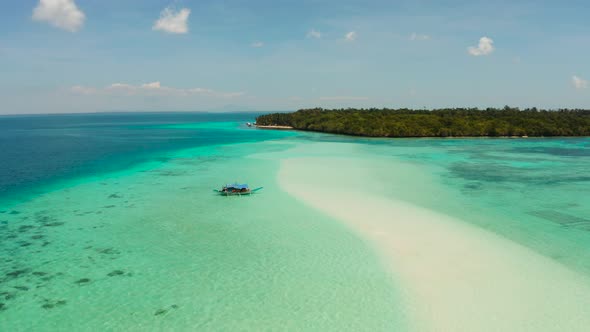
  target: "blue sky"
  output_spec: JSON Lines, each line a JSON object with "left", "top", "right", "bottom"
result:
{"left": 1, "top": 0, "right": 589, "bottom": 114}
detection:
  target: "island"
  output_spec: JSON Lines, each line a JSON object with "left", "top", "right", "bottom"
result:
{"left": 256, "top": 107, "right": 590, "bottom": 137}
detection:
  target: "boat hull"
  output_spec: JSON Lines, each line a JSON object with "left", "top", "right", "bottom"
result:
{"left": 216, "top": 190, "right": 252, "bottom": 196}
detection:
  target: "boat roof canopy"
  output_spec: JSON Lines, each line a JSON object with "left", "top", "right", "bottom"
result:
{"left": 224, "top": 183, "right": 249, "bottom": 189}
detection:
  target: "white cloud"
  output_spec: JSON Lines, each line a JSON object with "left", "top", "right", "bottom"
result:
{"left": 345, "top": 31, "right": 357, "bottom": 42}
{"left": 72, "top": 82, "right": 244, "bottom": 98}
{"left": 319, "top": 96, "right": 368, "bottom": 101}
{"left": 307, "top": 29, "right": 322, "bottom": 39}
{"left": 32, "top": 0, "right": 85, "bottom": 32}
{"left": 251, "top": 41, "right": 264, "bottom": 48}
{"left": 70, "top": 85, "right": 96, "bottom": 95}
{"left": 410, "top": 33, "right": 430, "bottom": 41}
{"left": 468, "top": 36, "right": 495, "bottom": 56}
{"left": 153, "top": 7, "right": 191, "bottom": 34}
{"left": 141, "top": 82, "right": 161, "bottom": 89}
{"left": 107, "top": 83, "right": 135, "bottom": 92}
{"left": 572, "top": 75, "right": 588, "bottom": 89}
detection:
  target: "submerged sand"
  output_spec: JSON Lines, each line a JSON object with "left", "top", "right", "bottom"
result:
{"left": 277, "top": 144, "right": 590, "bottom": 331}
{"left": 0, "top": 140, "right": 404, "bottom": 331}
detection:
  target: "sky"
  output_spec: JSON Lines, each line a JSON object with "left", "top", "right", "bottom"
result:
{"left": 0, "top": 0, "right": 589, "bottom": 114}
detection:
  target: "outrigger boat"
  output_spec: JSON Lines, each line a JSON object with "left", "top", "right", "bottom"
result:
{"left": 214, "top": 183, "right": 263, "bottom": 196}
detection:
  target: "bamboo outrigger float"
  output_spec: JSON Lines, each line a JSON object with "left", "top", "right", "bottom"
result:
{"left": 214, "top": 184, "right": 263, "bottom": 196}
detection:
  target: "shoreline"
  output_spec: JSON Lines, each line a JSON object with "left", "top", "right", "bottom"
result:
{"left": 259, "top": 126, "right": 590, "bottom": 138}
{"left": 254, "top": 125, "right": 590, "bottom": 138}
{"left": 255, "top": 125, "right": 294, "bottom": 130}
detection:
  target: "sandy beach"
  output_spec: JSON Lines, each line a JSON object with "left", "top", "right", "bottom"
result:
{"left": 278, "top": 149, "right": 590, "bottom": 331}
{"left": 256, "top": 125, "right": 295, "bottom": 130}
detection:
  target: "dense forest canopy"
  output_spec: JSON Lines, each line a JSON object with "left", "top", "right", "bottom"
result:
{"left": 256, "top": 107, "right": 590, "bottom": 137}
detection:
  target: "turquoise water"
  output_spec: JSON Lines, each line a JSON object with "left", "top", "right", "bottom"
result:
{"left": 0, "top": 114, "right": 402, "bottom": 331}
{"left": 1, "top": 113, "right": 589, "bottom": 330}
{"left": 367, "top": 137, "right": 590, "bottom": 274}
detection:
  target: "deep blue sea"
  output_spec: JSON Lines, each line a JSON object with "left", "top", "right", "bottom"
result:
{"left": 0, "top": 112, "right": 275, "bottom": 203}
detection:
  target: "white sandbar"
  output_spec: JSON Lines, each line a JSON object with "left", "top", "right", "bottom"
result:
{"left": 279, "top": 156, "right": 590, "bottom": 332}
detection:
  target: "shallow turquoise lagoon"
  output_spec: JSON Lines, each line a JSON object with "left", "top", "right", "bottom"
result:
{"left": 1, "top": 113, "right": 589, "bottom": 331}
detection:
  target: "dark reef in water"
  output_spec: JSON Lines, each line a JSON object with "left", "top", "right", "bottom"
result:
{"left": 529, "top": 210, "right": 590, "bottom": 230}
{"left": 18, "top": 225, "right": 35, "bottom": 233}
{"left": 463, "top": 182, "right": 484, "bottom": 190}
{"left": 75, "top": 278, "right": 91, "bottom": 285}
{"left": 41, "top": 299, "right": 67, "bottom": 310}
{"left": 155, "top": 304, "right": 179, "bottom": 316}
{"left": 107, "top": 270, "right": 125, "bottom": 277}
{"left": 154, "top": 308, "right": 167, "bottom": 316}
{"left": 97, "top": 248, "right": 121, "bottom": 255}
{"left": 3, "top": 292, "right": 16, "bottom": 300}
{"left": 34, "top": 213, "right": 65, "bottom": 228}
{"left": 6, "top": 269, "right": 31, "bottom": 280}
{"left": 42, "top": 222, "right": 64, "bottom": 227}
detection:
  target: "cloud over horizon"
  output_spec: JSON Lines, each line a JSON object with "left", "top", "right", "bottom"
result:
{"left": 410, "top": 33, "right": 430, "bottom": 41}
{"left": 319, "top": 96, "right": 368, "bottom": 101}
{"left": 32, "top": 0, "right": 85, "bottom": 32}
{"left": 71, "top": 82, "right": 244, "bottom": 98}
{"left": 345, "top": 31, "right": 357, "bottom": 41}
{"left": 153, "top": 7, "right": 191, "bottom": 34}
{"left": 468, "top": 37, "right": 494, "bottom": 56}
{"left": 572, "top": 75, "right": 588, "bottom": 90}
{"left": 307, "top": 29, "right": 322, "bottom": 39}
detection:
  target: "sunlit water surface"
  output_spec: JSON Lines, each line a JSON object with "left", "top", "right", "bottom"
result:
{"left": 1, "top": 113, "right": 588, "bottom": 331}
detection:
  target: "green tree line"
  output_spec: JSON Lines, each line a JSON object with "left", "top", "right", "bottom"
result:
{"left": 256, "top": 107, "right": 590, "bottom": 137}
